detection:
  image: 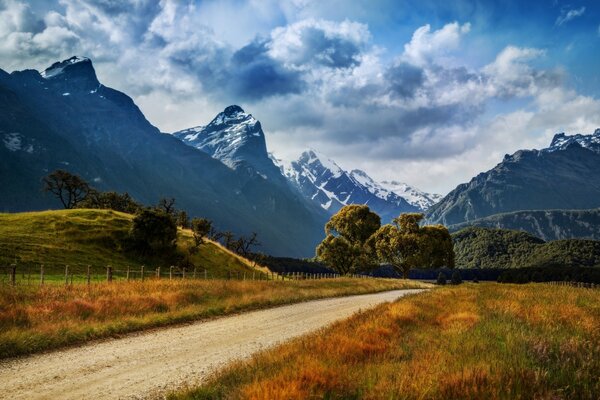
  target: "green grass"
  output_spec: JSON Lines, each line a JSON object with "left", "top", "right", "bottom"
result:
{"left": 171, "top": 283, "right": 600, "bottom": 400}
{"left": 0, "top": 209, "right": 263, "bottom": 282}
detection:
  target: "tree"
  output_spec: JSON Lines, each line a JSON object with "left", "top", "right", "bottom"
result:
{"left": 42, "top": 170, "right": 91, "bottom": 209}
{"left": 190, "top": 218, "right": 213, "bottom": 251}
{"left": 130, "top": 209, "right": 177, "bottom": 255}
{"left": 316, "top": 205, "right": 381, "bottom": 275}
{"left": 232, "top": 232, "right": 260, "bottom": 257}
{"left": 157, "top": 197, "right": 176, "bottom": 216}
{"left": 451, "top": 270, "right": 463, "bottom": 285}
{"left": 177, "top": 211, "right": 190, "bottom": 229}
{"left": 437, "top": 272, "right": 447, "bottom": 285}
{"left": 367, "top": 213, "right": 455, "bottom": 278}
{"left": 79, "top": 190, "right": 141, "bottom": 214}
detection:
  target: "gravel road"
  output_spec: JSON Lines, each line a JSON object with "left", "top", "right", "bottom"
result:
{"left": 0, "top": 289, "right": 424, "bottom": 399}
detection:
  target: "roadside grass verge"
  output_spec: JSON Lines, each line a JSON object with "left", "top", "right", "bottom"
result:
{"left": 172, "top": 283, "right": 600, "bottom": 400}
{"left": 0, "top": 278, "right": 428, "bottom": 359}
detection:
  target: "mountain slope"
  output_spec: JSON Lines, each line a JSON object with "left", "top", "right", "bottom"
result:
{"left": 173, "top": 105, "right": 287, "bottom": 184}
{"left": 0, "top": 57, "right": 325, "bottom": 257}
{"left": 452, "top": 226, "right": 600, "bottom": 269}
{"left": 427, "top": 129, "right": 600, "bottom": 225}
{"left": 280, "top": 150, "right": 423, "bottom": 222}
{"left": 447, "top": 208, "right": 600, "bottom": 241}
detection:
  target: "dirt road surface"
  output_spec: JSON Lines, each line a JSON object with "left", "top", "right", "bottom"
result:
{"left": 0, "top": 289, "right": 425, "bottom": 399}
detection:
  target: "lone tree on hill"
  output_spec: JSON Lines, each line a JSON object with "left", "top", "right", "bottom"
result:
{"left": 367, "top": 213, "right": 454, "bottom": 278}
{"left": 157, "top": 197, "right": 176, "bottom": 216}
{"left": 42, "top": 169, "right": 91, "bottom": 209}
{"left": 190, "top": 218, "right": 213, "bottom": 253}
{"left": 130, "top": 208, "right": 177, "bottom": 255}
{"left": 316, "top": 204, "right": 381, "bottom": 275}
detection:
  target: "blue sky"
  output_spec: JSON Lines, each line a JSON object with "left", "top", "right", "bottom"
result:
{"left": 1, "top": 0, "right": 599, "bottom": 193}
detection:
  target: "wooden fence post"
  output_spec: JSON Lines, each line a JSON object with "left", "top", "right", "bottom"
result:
{"left": 243, "top": 272, "right": 246, "bottom": 281}
{"left": 40, "top": 264, "right": 45, "bottom": 286}
{"left": 65, "top": 265, "right": 69, "bottom": 285}
{"left": 87, "top": 265, "right": 91, "bottom": 285}
{"left": 10, "top": 264, "right": 16, "bottom": 287}
{"left": 126, "top": 266, "right": 130, "bottom": 281}
{"left": 204, "top": 269, "right": 207, "bottom": 280}
{"left": 107, "top": 266, "right": 113, "bottom": 282}
{"left": 193, "top": 267, "right": 197, "bottom": 279}
{"left": 141, "top": 265, "right": 145, "bottom": 281}
{"left": 156, "top": 266, "right": 161, "bottom": 279}
{"left": 252, "top": 271, "right": 255, "bottom": 280}
{"left": 182, "top": 267, "right": 186, "bottom": 279}
{"left": 170, "top": 266, "right": 173, "bottom": 280}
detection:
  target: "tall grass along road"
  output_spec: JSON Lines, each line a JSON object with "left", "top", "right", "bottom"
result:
{"left": 174, "top": 283, "right": 600, "bottom": 400}
{"left": 0, "top": 289, "right": 425, "bottom": 400}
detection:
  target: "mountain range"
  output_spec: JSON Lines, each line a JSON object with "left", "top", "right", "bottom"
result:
{"left": 427, "top": 129, "right": 600, "bottom": 227}
{"left": 3, "top": 55, "right": 600, "bottom": 256}
{"left": 0, "top": 57, "right": 327, "bottom": 257}
{"left": 173, "top": 106, "right": 440, "bottom": 222}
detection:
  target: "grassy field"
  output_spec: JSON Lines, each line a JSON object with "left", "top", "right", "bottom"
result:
{"left": 0, "top": 277, "right": 428, "bottom": 359}
{"left": 0, "top": 209, "right": 268, "bottom": 282}
{"left": 173, "top": 284, "right": 600, "bottom": 400}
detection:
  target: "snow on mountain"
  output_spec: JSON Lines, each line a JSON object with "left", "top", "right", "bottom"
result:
{"left": 280, "top": 150, "right": 429, "bottom": 221}
{"left": 173, "top": 105, "right": 285, "bottom": 183}
{"left": 379, "top": 180, "right": 443, "bottom": 211}
{"left": 40, "top": 56, "right": 90, "bottom": 79}
{"left": 547, "top": 128, "right": 600, "bottom": 153}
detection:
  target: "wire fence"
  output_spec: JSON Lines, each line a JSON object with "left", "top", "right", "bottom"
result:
{"left": 545, "top": 281, "right": 598, "bottom": 289}
{"left": 0, "top": 264, "right": 372, "bottom": 287}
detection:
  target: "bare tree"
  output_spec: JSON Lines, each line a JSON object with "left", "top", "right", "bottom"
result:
{"left": 42, "top": 170, "right": 91, "bottom": 209}
{"left": 157, "top": 197, "right": 176, "bottom": 215}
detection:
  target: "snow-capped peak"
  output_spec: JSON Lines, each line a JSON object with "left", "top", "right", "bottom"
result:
{"left": 547, "top": 128, "right": 600, "bottom": 153}
{"left": 41, "top": 56, "right": 91, "bottom": 79}
{"left": 300, "top": 149, "right": 344, "bottom": 179}
{"left": 380, "top": 180, "right": 443, "bottom": 210}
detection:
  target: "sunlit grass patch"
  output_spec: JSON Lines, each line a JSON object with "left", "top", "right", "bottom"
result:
{"left": 171, "top": 283, "right": 600, "bottom": 400}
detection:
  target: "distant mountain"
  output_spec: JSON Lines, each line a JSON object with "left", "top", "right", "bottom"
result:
{"left": 379, "top": 180, "right": 443, "bottom": 211}
{"left": 0, "top": 57, "right": 326, "bottom": 257}
{"left": 427, "top": 129, "right": 600, "bottom": 225}
{"left": 452, "top": 226, "right": 600, "bottom": 269}
{"left": 448, "top": 208, "right": 600, "bottom": 241}
{"left": 173, "top": 106, "right": 286, "bottom": 184}
{"left": 278, "top": 150, "right": 422, "bottom": 222}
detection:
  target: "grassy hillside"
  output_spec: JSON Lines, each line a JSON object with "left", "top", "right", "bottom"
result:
{"left": 452, "top": 226, "right": 600, "bottom": 269}
{"left": 448, "top": 208, "right": 600, "bottom": 241}
{"left": 0, "top": 209, "right": 260, "bottom": 279}
{"left": 172, "top": 284, "right": 600, "bottom": 400}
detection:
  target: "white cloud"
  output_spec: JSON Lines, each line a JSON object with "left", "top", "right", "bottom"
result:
{"left": 402, "top": 21, "right": 471, "bottom": 66}
{"left": 555, "top": 6, "right": 586, "bottom": 26}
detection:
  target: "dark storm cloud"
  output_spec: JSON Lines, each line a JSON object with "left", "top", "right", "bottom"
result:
{"left": 385, "top": 62, "right": 425, "bottom": 99}
{"left": 228, "top": 40, "right": 305, "bottom": 100}
{"left": 287, "top": 26, "right": 362, "bottom": 68}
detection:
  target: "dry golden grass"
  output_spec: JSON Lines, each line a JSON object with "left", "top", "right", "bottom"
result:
{"left": 0, "top": 277, "right": 428, "bottom": 359}
{"left": 172, "top": 283, "right": 600, "bottom": 400}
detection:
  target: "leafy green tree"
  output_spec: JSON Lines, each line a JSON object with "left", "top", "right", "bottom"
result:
{"left": 130, "top": 209, "right": 177, "bottom": 255}
{"left": 177, "top": 210, "right": 190, "bottom": 229}
{"left": 42, "top": 170, "right": 91, "bottom": 209}
{"left": 451, "top": 270, "right": 462, "bottom": 285}
{"left": 437, "top": 272, "right": 447, "bottom": 285}
{"left": 190, "top": 218, "right": 213, "bottom": 252}
{"left": 368, "top": 213, "right": 455, "bottom": 278}
{"left": 79, "top": 190, "right": 141, "bottom": 214}
{"left": 316, "top": 205, "right": 381, "bottom": 275}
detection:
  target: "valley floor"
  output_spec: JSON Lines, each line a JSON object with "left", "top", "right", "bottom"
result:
{"left": 0, "top": 289, "right": 424, "bottom": 400}
{"left": 173, "top": 283, "right": 600, "bottom": 400}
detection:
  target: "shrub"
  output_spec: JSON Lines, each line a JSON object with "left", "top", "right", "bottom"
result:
{"left": 130, "top": 208, "right": 177, "bottom": 255}
{"left": 451, "top": 270, "right": 462, "bottom": 285}
{"left": 436, "top": 272, "right": 447, "bottom": 285}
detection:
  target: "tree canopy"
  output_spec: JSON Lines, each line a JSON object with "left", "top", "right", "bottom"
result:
{"left": 317, "top": 205, "right": 381, "bottom": 274}
{"left": 368, "top": 213, "right": 454, "bottom": 278}
{"left": 42, "top": 170, "right": 91, "bottom": 209}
